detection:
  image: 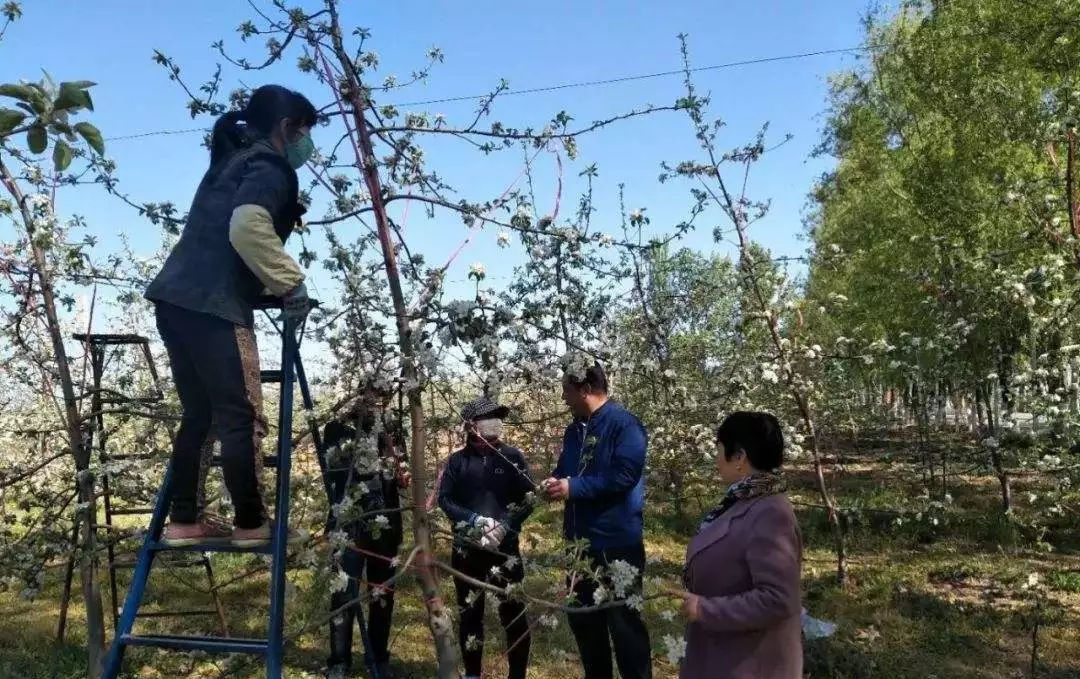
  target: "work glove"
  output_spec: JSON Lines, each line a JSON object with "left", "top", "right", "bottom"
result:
{"left": 281, "top": 282, "right": 311, "bottom": 324}
{"left": 485, "top": 521, "right": 508, "bottom": 549}
{"left": 471, "top": 515, "right": 495, "bottom": 547}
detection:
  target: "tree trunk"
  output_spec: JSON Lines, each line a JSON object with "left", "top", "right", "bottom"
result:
{"left": 0, "top": 159, "right": 106, "bottom": 677}
{"left": 320, "top": 8, "right": 461, "bottom": 675}
{"left": 977, "top": 386, "right": 1011, "bottom": 513}
{"left": 733, "top": 234, "right": 846, "bottom": 583}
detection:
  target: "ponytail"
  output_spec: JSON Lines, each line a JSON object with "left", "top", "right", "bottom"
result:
{"left": 210, "top": 110, "right": 249, "bottom": 166}
{"left": 207, "top": 85, "right": 316, "bottom": 167}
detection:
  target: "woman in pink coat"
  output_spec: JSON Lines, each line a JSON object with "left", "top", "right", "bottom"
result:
{"left": 670, "top": 411, "right": 803, "bottom": 679}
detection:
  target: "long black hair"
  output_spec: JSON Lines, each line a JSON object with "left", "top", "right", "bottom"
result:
{"left": 210, "top": 85, "right": 317, "bottom": 165}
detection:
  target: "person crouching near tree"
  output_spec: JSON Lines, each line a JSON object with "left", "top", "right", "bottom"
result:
{"left": 438, "top": 396, "right": 535, "bottom": 679}
{"left": 668, "top": 411, "right": 803, "bottom": 679}
{"left": 321, "top": 390, "right": 410, "bottom": 679}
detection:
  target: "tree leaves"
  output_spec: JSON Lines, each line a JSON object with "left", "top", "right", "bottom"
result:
{"left": 0, "top": 83, "right": 35, "bottom": 102}
{"left": 0, "top": 107, "right": 25, "bottom": 136}
{"left": 26, "top": 123, "right": 45, "bottom": 153}
{"left": 0, "top": 78, "right": 102, "bottom": 161}
{"left": 52, "top": 139, "right": 72, "bottom": 171}
{"left": 73, "top": 122, "right": 104, "bottom": 155}
{"left": 1, "top": 1, "right": 22, "bottom": 22}
{"left": 53, "top": 81, "right": 94, "bottom": 112}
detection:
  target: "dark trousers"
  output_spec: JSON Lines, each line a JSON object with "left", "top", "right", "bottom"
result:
{"left": 567, "top": 542, "right": 652, "bottom": 679}
{"left": 155, "top": 302, "right": 267, "bottom": 528}
{"left": 329, "top": 536, "right": 398, "bottom": 669}
{"left": 451, "top": 544, "right": 530, "bottom": 679}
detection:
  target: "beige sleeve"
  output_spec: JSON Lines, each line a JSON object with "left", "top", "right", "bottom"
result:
{"left": 228, "top": 204, "right": 305, "bottom": 296}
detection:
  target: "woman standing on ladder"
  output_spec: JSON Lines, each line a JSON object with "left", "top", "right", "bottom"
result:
{"left": 145, "top": 85, "right": 317, "bottom": 546}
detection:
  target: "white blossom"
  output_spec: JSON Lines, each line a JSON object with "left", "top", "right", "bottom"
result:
{"left": 330, "top": 569, "right": 349, "bottom": 593}
{"left": 592, "top": 584, "right": 609, "bottom": 605}
{"left": 609, "top": 560, "right": 639, "bottom": 598}
{"left": 663, "top": 634, "right": 687, "bottom": 665}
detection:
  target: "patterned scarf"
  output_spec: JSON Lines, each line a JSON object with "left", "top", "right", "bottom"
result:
{"left": 697, "top": 471, "right": 785, "bottom": 532}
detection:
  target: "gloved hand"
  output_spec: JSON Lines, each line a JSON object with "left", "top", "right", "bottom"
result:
{"left": 486, "top": 521, "right": 508, "bottom": 549}
{"left": 282, "top": 282, "right": 311, "bottom": 324}
{"left": 472, "top": 515, "right": 495, "bottom": 547}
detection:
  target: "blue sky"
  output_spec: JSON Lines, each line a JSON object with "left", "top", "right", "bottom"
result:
{"left": 1, "top": 0, "right": 877, "bottom": 323}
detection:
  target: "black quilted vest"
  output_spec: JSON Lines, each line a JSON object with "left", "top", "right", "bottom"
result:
{"left": 145, "top": 143, "right": 302, "bottom": 327}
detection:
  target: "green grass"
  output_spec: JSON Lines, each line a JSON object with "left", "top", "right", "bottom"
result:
{"left": 2, "top": 444, "right": 1080, "bottom": 679}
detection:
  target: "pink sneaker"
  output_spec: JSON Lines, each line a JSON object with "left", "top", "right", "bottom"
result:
{"left": 230, "top": 521, "right": 303, "bottom": 548}
{"left": 162, "top": 520, "right": 232, "bottom": 547}
{"left": 231, "top": 522, "right": 272, "bottom": 548}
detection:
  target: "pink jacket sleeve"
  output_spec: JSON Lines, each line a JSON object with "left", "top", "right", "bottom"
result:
{"left": 696, "top": 502, "right": 801, "bottom": 633}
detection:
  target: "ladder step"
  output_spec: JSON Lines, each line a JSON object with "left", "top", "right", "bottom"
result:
{"left": 148, "top": 541, "right": 273, "bottom": 555}
{"left": 73, "top": 333, "right": 150, "bottom": 346}
{"left": 106, "top": 453, "right": 154, "bottom": 461}
{"left": 260, "top": 370, "right": 283, "bottom": 383}
{"left": 134, "top": 609, "right": 221, "bottom": 619}
{"left": 120, "top": 633, "right": 268, "bottom": 655}
{"left": 112, "top": 557, "right": 210, "bottom": 569}
{"left": 100, "top": 396, "right": 163, "bottom": 405}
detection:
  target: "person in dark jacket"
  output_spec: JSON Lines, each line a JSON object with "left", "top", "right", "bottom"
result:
{"left": 542, "top": 359, "right": 651, "bottom": 679}
{"left": 322, "top": 392, "right": 410, "bottom": 679}
{"left": 438, "top": 396, "right": 535, "bottom": 679}
{"left": 145, "top": 85, "right": 317, "bottom": 546}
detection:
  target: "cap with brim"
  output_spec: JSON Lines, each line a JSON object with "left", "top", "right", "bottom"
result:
{"left": 460, "top": 395, "right": 510, "bottom": 422}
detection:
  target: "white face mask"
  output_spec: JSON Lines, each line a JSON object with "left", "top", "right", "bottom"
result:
{"left": 473, "top": 418, "right": 504, "bottom": 440}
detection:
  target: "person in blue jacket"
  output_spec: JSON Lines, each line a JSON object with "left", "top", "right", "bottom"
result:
{"left": 542, "top": 359, "right": 651, "bottom": 679}
{"left": 438, "top": 395, "right": 535, "bottom": 679}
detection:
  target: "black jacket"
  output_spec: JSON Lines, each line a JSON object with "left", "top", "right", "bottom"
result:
{"left": 322, "top": 419, "right": 405, "bottom": 548}
{"left": 438, "top": 439, "right": 534, "bottom": 549}
{"left": 145, "top": 141, "right": 303, "bottom": 327}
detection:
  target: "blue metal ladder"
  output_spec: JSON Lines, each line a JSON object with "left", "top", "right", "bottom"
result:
{"left": 102, "top": 305, "right": 318, "bottom": 679}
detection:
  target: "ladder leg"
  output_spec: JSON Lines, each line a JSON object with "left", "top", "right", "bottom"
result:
{"left": 266, "top": 320, "right": 296, "bottom": 679}
{"left": 294, "top": 349, "right": 333, "bottom": 501}
{"left": 202, "top": 555, "right": 230, "bottom": 637}
{"left": 103, "top": 460, "right": 173, "bottom": 679}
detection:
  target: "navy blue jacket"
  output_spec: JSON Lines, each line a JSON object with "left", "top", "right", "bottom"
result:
{"left": 552, "top": 400, "right": 647, "bottom": 550}
{"left": 438, "top": 439, "right": 534, "bottom": 550}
